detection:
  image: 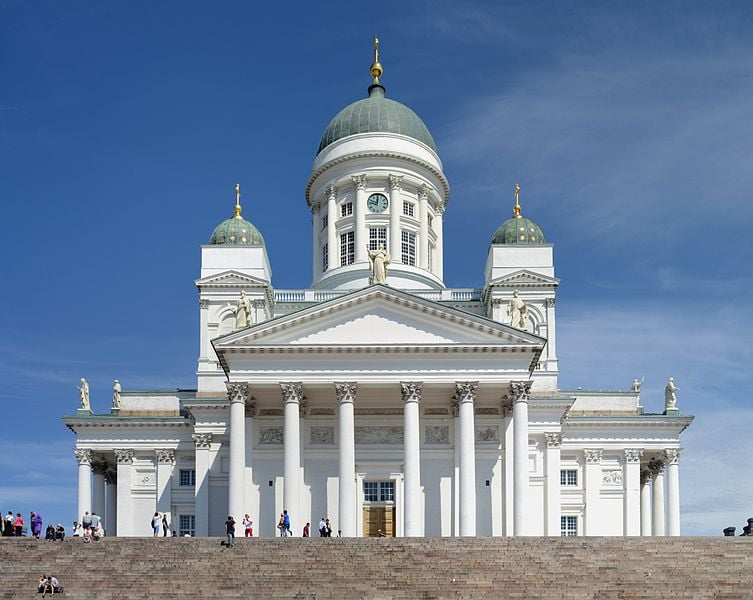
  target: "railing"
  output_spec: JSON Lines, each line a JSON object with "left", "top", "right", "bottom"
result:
{"left": 274, "top": 288, "right": 482, "bottom": 304}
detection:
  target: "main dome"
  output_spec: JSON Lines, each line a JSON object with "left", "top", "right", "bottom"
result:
{"left": 317, "top": 85, "right": 437, "bottom": 155}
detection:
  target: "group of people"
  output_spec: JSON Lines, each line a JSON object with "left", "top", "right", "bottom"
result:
{"left": 37, "top": 575, "right": 62, "bottom": 597}
{"left": 150, "top": 512, "right": 170, "bottom": 536}
{"left": 2, "top": 511, "right": 48, "bottom": 538}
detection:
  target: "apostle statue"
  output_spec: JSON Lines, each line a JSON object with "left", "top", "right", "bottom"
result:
{"left": 367, "top": 243, "right": 390, "bottom": 285}
{"left": 112, "top": 379, "right": 122, "bottom": 409}
{"left": 506, "top": 290, "right": 529, "bottom": 330}
{"left": 78, "top": 378, "right": 90, "bottom": 411}
{"left": 664, "top": 377, "right": 679, "bottom": 410}
{"left": 227, "top": 290, "right": 253, "bottom": 330}
{"left": 631, "top": 377, "right": 644, "bottom": 393}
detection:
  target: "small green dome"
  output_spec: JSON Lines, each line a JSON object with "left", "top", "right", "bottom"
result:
{"left": 317, "top": 85, "right": 437, "bottom": 155}
{"left": 209, "top": 216, "right": 265, "bottom": 246}
{"left": 491, "top": 215, "right": 546, "bottom": 245}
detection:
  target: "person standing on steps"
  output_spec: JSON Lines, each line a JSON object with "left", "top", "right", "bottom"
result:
{"left": 318, "top": 517, "right": 326, "bottom": 537}
{"left": 225, "top": 515, "right": 236, "bottom": 547}
{"left": 151, "top": 512, "right": 162, "bottom": 537}
{"left": 161, "top": 513, "right": 169, "bottom": 537}
{"left": 302, "top": 522, "right": 310, "bottom": 537}
{"left": 283, "top": 510, "right": 291, "bottom": 537}
{"left": 277, "top": 513, "right": 286, "bottom": 537}
{"left": 243, "top": 514, "right": 253, "bottom": 537}
{"left": 81, "top": 511, "right": 92, "bottom": 533}
{"left": 13, "top": 513, "right": 24, "bottom": 537}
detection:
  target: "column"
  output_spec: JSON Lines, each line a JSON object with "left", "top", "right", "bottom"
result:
{"left": 418, "top": 184, "right": 429, "bottom": 269}
{"left": 105, "top": 469, "right": 117, "bottom": 536}
{"left": 312, "top": 205, "right": 321, "bottom": 277}
{"left": 199, "top": 298, "right": 210, "bottom": 362}
{"left": 584, "top": 448, "right": 603, "bottom": 535}
{"left": 623, "top": 449, "right": 643, "bottom": 536}
{"left": 401, "top": 382, "right": 422, "bottom": 537}
{"left": 664, "top": 449, "right": 681, "bottom": 536}
{"left": 388, "top": 174, "right": 403, "bottom": 262}
{"left": 193, "top": 433, "right": 212, "bottom": 537}
{"left": 114, "top": 449, "right": 133, "bottom": 536}
{"left": 74, "top": 449, "right": 93, "bottom": 525}
{"left": 227, "top": 382, "right": 249, "bottom": 521}
{"left": 326, "top": 185, "right": 338, "bottom": 272}
{"left": 281, "top": 382, "right": 303, "bottom": 525}
{"left": 155, "top": 449, "right": 175, "bottom": 518}
{"left": 352, "top": 175, "right": 368, "bottom": 263}
{"left": 544, "top": 298, "right": 557, "bottom": 365}
{"left": 435, "top": 205, "right": 444, "bottom": 279}
{"left": 650, "top": 459, "right": 666, "bottom": 537}
{"left": 640, "top": 468, "right": 652, "bottom": 536}
{"left": 452, "top": 401, "right": 460, "bottom": 536}
{"left": 502, "top": 399, "right": 514, "bottom": 535}
{"left": 456, "top": 382, "right": 477, "bottom": 536}
{"left": 544, "top": 433, "right": 562, "bottom": 536}
{"left": 510, "top": 380, "right": 532, "bottom": 536}
{"left": 91, "top": 461, "right": 107, "bottom": 520}
{"left": 336, "top": 382, "right": 357, "bottom": 537}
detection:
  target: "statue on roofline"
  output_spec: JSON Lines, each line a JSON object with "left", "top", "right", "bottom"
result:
{"left": 507, "top": 290, "right": 529, "bottom": 330}
{"left": 228, "top": 290, "right": 253, "bottom": 330}
{"left": 367, "top": 243, "right": 390, "bottom": 285}
{"left": 78, "top": 378, "right": 90, "bottom": 411}
{"left": 664, "top": 377, "right": 679, "bottom": 410}
{"left": 112, "top": 380, "right": 122, "bottom": 409}
{"left": 631, "top": 377, "right": 644, "bottom": 393}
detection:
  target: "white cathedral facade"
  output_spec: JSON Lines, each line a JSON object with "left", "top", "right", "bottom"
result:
{"left": 64, "top": 45, "right": 692, "bottom": 539}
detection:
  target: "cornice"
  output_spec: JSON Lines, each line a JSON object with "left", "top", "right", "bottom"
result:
{"left": 563, "top": 415, "right": 694, "bottom": 432}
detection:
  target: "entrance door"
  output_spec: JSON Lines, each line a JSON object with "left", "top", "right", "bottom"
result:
{"left": 362, "top": 480, "right": 396, "bottom": 537}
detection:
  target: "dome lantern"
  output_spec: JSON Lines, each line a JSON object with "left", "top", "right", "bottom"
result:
{"left": 208, "top": 183, "right": 265, "bottom": 246}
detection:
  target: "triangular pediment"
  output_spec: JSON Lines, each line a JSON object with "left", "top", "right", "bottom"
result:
{"left": 487, "top": 269, "right": 560, "bottom": 288}
{"left": 214, "top": 285, "right": 545, "bottom": 349}
{"left": 195, "top": 270, "right": 270, "bottom": 288}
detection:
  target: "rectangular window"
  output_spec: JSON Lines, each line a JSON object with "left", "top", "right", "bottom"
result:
{"left": 380, "top": 481, "right": 395, "bottom": 502}
{"left": 179, "top": 469, "right": 196, "bottom": 487}
{"left": 401, "top": 230, "right": 416, "bottom": 266}
{"left": 179, "top": 514, "right": 196, "bottom": 537}
{"left": 322, "top": 243, "right": 328, "bottom": 273}
{"left": 403, "top": 202, "right": 415, "bottom": 217}
{"left": 369, "top": 227, "right": 387, "bottom": 251}
{"left": 363, "top": 481, "right": 378, "bottom": 502}
{"left": 340, "top": 231, "right": 355, "bottom": 266}
{"left": 561, "top": 516, "right": 578, "bottom": 537}
{"left": 560, "top": 469, "right": 578, "bottom": 486}
{"left": 341, "top": 202, "right": 353, "bottom": 217}
{"left": 322, "top": 215, "right": 328, "bottom": 231}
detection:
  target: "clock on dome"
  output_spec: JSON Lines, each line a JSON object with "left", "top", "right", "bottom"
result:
{"left": 367, "top": 193, "right": 389, "bottom": 213}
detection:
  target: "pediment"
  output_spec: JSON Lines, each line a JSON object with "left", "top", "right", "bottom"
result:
{"left": 214, "top": 285, "right": 545, "bottom": 349}
{"left": 487, "top": 269, "right": 560, "bottom": 288}
{"left": 195, "top": 270, "right": 270, "bottom": 288}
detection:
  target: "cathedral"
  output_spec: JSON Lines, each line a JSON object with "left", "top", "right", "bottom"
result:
{"left": 64, "top": 41, "right": 692, "bottom": 539}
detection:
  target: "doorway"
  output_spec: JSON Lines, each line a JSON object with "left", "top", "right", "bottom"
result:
{"left": 362, "top": 480, "right": 396, "bottom": 537}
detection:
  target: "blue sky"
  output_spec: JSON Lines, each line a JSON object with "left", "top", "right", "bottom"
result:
{"left": 1, "top": 0, "right": 751, "bottom": 535}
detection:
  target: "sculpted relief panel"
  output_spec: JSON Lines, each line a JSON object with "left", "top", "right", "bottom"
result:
{"left": 310, "top": 426, "right": 335, "bottom": 445}
{"left": 424, "top": 426, "right": 450, "bottom": 445}
{"left": 354, "top": 426, "right": 404, "bottom": 445}
{"left": 259, "top": 427, "right": 283, "bottom": 445}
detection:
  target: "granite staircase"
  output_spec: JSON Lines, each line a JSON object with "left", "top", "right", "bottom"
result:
{"left": 1, "top": 537, "right": 751, "bottom": 599}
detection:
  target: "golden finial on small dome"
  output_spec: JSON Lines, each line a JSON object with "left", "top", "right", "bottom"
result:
{"left": 234, "top": 183, "right": 242, "bottom": 218}
{"left": 513, "top": 183, "right": 521, "bottom": 217}
{"left": 370, "top": 37, "right": 383, "bottom": 85}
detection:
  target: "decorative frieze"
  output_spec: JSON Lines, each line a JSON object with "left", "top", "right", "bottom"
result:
{"left": 544, "top": 433, "right": 562, "bottom": 448}
{"left": 74, "top": 449, "right": 93, "bottom": 465}
{"left": 424, "top": 407, "right": 449, "bottom": 416}
{"left": 280, "top": 382, "right": 303, "bottom": 405}
{"left": 584, "top": 448, "right": 603, "bottom": 464}
{"left": 227, "top": 382, "right": 249, "bottom": 404}
{"left": 258, "top": 408, "right": 284, "bottom": 417}
{"left": 334, "top": 382, "right": 357, "bottom": 405}
{"left": 259, "top": 427, "right": 283, "bottom": 445}
{"left": 476, "top": 407, "right": 500, "bottom": 415}
{"left": 155, "top": 449, "right": 175, "bottom": 465}
{"left": 475, "top": 425, "right": 499, "bottom": 443}
{"left": 309, "top": 408, "right": 335, "bottom": 416}
{"left": 355, "top": 408, "right": 403, "bottom": 416}
{"left": 602, "top": 470, "right": 623, "bottom": 487}
{"left": 355, "top": 426, "right": 403, "bottom": 445}
{"left": 401, "top": 382, "right": 422, "bottom": 404}
{"left": 114, "top": 449, "right": 134, "bottom": 464}
{"left": 192, "top": 433, "right": 213, "bottom": 449}
{"left": 424, "top": 425, "right": 450, "bottom": 445}
{"left": 310, "top": 426, "right": 335, "bottom": 445}
{"left": 663, "top": 449, "right": 680, "bottom": 465}
{"left": 624, "top": 449, "right": 644, "bottom": 464}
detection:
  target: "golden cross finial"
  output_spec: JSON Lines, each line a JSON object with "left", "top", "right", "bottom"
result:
{"left": 513, "top": 183, "right": 521, "bottom": 217}
{"left": 234, "top": 183, "right": 242, "bottom": 218}
{"left": 370, "top": 37, "right": 383, "bottom": 85}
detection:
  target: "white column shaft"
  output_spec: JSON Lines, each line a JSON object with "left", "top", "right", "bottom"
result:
{"left": 418, "top": 193, "right": 429, "bottom": 269}
{"left": 584, "top": 458, "right": 601, "bottom": 535}
{"left": 116, "top": 460, "right": 132, "bottom": 536}
{"left": 312, "top": 209, "right": 320, "bottom": 277}
{"left": 512, "top": 396, "right": 529, "bottom": 536}
{"left": 453, "top": 413, "right": 461, "bottom": 537}
{"left": 92, "top": 471, "right": 106, "bottom": 518}
{"left": 389, "top": 181, "right": 401, "bottom": 261}
{"left": 327, "top": 192, "right": 337, "bottom": 271}
{"left": 77, "top": 461, "right": 92, "bottom": 524}
{"left": 640, "top": 475, "right": 651, "bottom": 536}
{"left": 652, "top": 469, "right": 666, "bottom": 536}
{"left": 623, "top": 459, "right": 641, "bottom": 536}
{"left": 544, "top": 440, "right": 561, "bottom": 536}
{"left": 156, "top": 460, "right": 173, "bottom": 516}
{"left": 458, "top": 398, "right": 476, "bottom": 536}
{"left": 666, "top": 460, "right": 681, "bottom": 536}
{"left": 105, "top": 478, "right": 117, "bottom": 535}
{"left": 504, "top": 413, "right": 514, "bottom": 535}
{"left": 355, "top": 182, "right": 367, "bottom": 263}
{"left": 228, "top": 398, "right": 246, "bottom": 521}
{"left": 403, "top": 392, "right": 421, "bottom": 537}
{"left": 435, "top": 209, "right": 444, "bottom": 279}
{"left": 283, "top": 397, "right": 301, "bottom": 522}
{"left": 194, "top": 442, "right": 210, "bottom": 537}
{"left": 338, "top": 389, "right": 356, "bottom": 537}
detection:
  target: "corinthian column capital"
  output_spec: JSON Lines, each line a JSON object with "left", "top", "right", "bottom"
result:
{"left": 545, "top": 432, "right": 562, "bottom": 448}
{"left": 625, "top": 449, "right": 644, "bottom": 464}
{"left": 508, "top": 380, "right": 532, "bottom": 404}
{"left": 454, "top": 382, "right": 478, "bottom": 405}
{"left": 226, "top": 382, "right": 250, "bottom": 404}
{"left": 325, "top": 184, "right": 337, "bottom": 200}
{"left": 334, "top": 382, "right": 357, "bottom": 405}
{"left": 351, "top": 174, "right": 367, "bottom": 190}
{"left": 401, "top": 382, "right": 423, "bottom": 404}
{"left": 114, "top": 449, "right": 134, "bottom": 464}
{"left": 280, "top": 382, "right": 304, "bottom": 405}
{"left": 74, "top": 449, "right": 93, "bottom": 465}
{"left": 388, "top": 174, "right": 403, "bottom": 191}
{"left": 663, "top": 449, "right": 680, "bottom": 465}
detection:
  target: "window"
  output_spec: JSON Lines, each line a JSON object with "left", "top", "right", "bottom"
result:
{"left": 561, "top": 516, "right": 578, "bottom": 537}
{"left": 322, "top": 243, "right": 328, "bottom": 273}
{"left": 379, "top": 481, "right": 395, "bottom": 502}
{"left": 322, "top": 215, "right": 328, "bottom": 231}
{"left": 179, "top": 469, "right": 196, "bottom": 487}
{"left": 560, "top": 469, "right": 578, "bottom": 486}
{"left": 428, "top": 214, "right": 433, "bottom": 229}
{"left": 369, "top": 227, "right": 387, "bottom": 251}
{"left": 403, "top": 202, "right": 415, "bottom": 217}
{"left": 340, "top": 231, "right": 355, "bottom": 266}
{"left": 401, "top": 230, "right": 416, "bottom": 266}
{"left": 179, "top": 514, "right": 196, "bottom": 537}
{"left": 363, "top": 481, "right": 378, "bottom": 502}
{"left": 341, "top": 202, "right": 353, "bottom": 217}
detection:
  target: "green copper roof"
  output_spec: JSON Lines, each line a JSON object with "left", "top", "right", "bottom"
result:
{"left": 317, "top": 85, "right": 437, "bottom": 155}
{"left": 209, "top": 216, "right": 265, "bottom": 246}
{"left": 491, "top": 216, "right": 546, "bottom": 245}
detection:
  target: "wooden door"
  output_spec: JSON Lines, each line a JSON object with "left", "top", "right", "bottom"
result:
{"left": 363, "top": 507, "right": 396, "bottom": 537}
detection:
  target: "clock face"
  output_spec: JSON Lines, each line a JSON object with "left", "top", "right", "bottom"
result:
{"left": 367, "top": 193, "right": 389, "bottom": 213}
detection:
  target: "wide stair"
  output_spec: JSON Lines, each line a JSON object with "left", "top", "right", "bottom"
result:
{"left": 1, "top": 537, "right": 751, "bottom": 599}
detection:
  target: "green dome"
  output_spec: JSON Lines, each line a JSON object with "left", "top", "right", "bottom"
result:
{"left": 317, "top": 85, "right": 437, "bottom": 155}
{"left": 491, "top": 215, "right": 546, "bottom": 245}
{"left": 209, "top": 216, "right": 265, "bottom": 246}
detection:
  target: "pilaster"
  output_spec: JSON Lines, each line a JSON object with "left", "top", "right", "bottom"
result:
{"left": 193, "top": 434, "right": 212, "bottom": 537}
{"left": 584, "top": 448, "right": 603, "bottom": 535}
{"left": 388, "top": 175, "right": 402, "bottom": 262}
{"left": 352, "top": 175, "right": 368, "bottom": 263}
{"left": 623, "top": 449, "right": 643, "bottom": 536}
{"left": 114, "top": 449, "right": 133, "bottom": 536}
{"left": 155, "top": 449, "right": 175, "bottom": 519}
{"left": 544, "top": 433, "right": 562, "bottom": 536}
